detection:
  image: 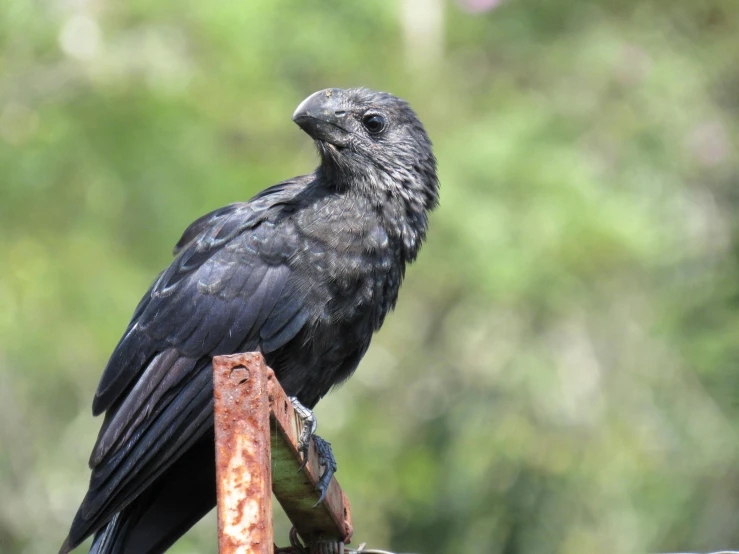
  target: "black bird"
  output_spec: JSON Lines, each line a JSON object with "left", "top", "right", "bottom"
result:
{"left": 60, "top": 87, "right": 439, "bottom": 554}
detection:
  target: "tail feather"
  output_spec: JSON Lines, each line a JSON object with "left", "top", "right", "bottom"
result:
{"left": 121, "top": 438, "right": 216, "bottom": 554}
{"left": 59, "top": 438, "right": 216, "bottom": 554}
{"left": 89, "top": 513, "right": 129, "bottom": 554}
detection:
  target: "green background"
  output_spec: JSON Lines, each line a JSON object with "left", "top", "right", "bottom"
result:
{"left": 1, "top": 0, "right": 738, "bottom": 552}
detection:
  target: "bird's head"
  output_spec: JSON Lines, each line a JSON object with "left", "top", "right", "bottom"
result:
{"left": 293, "top": 88, "right": 439, "bottom": 215}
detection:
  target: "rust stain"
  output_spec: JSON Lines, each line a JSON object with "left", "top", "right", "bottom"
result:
{"left": 267, "top": 365, "right": 353, "bottom": 544}
{"left": 213, "top": 353, "right": 273, "bottom": 554}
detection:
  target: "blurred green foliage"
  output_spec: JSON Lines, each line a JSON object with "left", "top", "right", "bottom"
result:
{"left": 1, "top": 0, "right": 738, "bottom": 552}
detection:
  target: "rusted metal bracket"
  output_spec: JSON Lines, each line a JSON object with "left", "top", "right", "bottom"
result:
{"left": 213, "top": 352, "right": 353, "bottom": 554}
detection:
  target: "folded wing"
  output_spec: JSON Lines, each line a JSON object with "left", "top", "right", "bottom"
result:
{"left": 62, "top": 179, "right": 315, "bottom": 551}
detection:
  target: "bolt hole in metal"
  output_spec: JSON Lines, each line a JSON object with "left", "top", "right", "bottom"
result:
{"left": 230, "top": 365, "right": 250, "bottom": 385}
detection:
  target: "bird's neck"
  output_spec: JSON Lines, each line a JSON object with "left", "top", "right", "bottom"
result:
{"left": 315, "top": 162, "right": 433, "bottom": 264}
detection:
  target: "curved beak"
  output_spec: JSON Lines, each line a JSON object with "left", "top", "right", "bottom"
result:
{"left": 292, "top": 89, "right": 351, "bottom": 148}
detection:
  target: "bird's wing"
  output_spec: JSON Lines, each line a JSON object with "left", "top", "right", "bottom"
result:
{"left": 64, "top": 178, "right": 316, "bottom": 549}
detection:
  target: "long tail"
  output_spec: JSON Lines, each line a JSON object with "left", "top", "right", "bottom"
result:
{"left": 59, "top": 438, "right": 216, "bottom": 554}
{"left": 89, "top": 512, "right": 131, "bottom": 554}
{"left": 59, "top": 509, "right": 133, "bottom": 554}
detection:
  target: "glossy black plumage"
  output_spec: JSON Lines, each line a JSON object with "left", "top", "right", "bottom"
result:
{"left": 60, "top": 87, "right": 439, "bottom": 554}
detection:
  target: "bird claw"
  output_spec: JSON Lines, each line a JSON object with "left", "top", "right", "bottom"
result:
{"left": 288, "top": 397, "right": 337, "bottom": 506}
{"left": 312, "top": 435, "right": 337, "bottom": 507}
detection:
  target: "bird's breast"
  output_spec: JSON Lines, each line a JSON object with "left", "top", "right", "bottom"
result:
{"left": 289, "top": 192, "right": 408, "bottom": 323}
{"left": 293, "top": 226, "right": 399, "bottom": 320}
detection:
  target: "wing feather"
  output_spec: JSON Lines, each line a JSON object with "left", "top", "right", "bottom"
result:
{"left": 66, "top": 177, "right": 317, "bottom": 551}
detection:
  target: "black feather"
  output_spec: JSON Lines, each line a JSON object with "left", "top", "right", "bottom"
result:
{"left": 61, "top": 87, "right": 439, "bottom": 554}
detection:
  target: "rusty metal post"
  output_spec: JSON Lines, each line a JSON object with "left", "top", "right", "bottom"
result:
{"left": 213, "top": 352, "right": 352, "bottom": 552}
{"left": 213, "top": 353, "right": 273, "bottom": 554}
{"left": 267, "top": 370, "right": 353, "bottom": 545}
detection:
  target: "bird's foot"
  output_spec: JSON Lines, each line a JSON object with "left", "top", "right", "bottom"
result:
{"left": 288, "top": 397, "right": 337, "bottom": 506}
{"left": 312, "top": 435, "right": 337, "bottom": 506}
{"left": 289, "top": 396, "right": 317, "bottom": 471}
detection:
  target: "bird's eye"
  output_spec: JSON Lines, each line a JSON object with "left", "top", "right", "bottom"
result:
{"left": 362, "top": 113, "right": 387, "bottom": 135}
